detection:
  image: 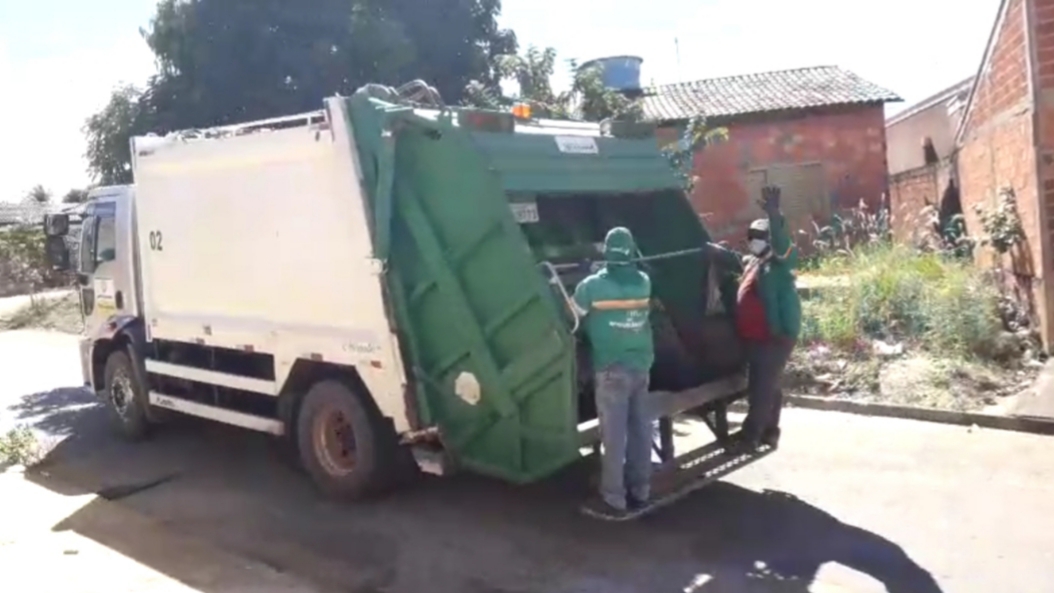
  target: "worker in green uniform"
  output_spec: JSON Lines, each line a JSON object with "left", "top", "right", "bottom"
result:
{"left": 571, "top": 226, "right": 655, "bottom": 520}
{"left": 704, "top": 185, "right": 801, "bottom": 452}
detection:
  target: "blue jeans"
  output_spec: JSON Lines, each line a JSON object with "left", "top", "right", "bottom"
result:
{"left": 594, "top": 363, "right": 654, "bottom": 509}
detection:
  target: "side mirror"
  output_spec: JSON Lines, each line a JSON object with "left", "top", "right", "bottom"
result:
{"left": 44, "top": 213, "right": 70, "bottom": 237}
{"left": 44, "top": 236, "right": 71, "bottom": 271}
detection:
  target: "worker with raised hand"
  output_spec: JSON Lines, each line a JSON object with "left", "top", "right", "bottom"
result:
{"left": 571, "top": 226, "right": 655, "bottom": 520}
{"left": 704, "top": 185, "right": 801, "bottom": 453}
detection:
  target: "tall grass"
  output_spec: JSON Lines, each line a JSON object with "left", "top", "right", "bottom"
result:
{"left": 796, "top": 196, "right": 1023, "bottom": 360}
{"left": 801, "top": 242, "right": 1003, "bottom": 358}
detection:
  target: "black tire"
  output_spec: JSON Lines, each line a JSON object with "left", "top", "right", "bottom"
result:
{"left": 271, "top": 392, "right": 306, "bottom": 474}
{"left": 103, "top": 349, "right": 153, "bottom": 441}
{"left": 296, "top": 380, "right": 395, "bottom": 500}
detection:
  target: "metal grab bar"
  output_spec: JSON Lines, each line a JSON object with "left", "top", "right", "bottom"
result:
{"left": 537, "top": 261, "right": 581, "bottom": 334}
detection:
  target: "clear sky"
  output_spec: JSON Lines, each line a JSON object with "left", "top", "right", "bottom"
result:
{"left": 0, "top": 0, "right": 1000, "bottom": 203}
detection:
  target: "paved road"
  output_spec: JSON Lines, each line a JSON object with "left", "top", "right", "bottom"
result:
{"left": 2, "top": 329, "right": 1053, "bottom": 593}
{"left": 0, "top": 290, "right": 74, "bottom": 318}
{"left": 0, "top": 467, "right": 325, "bottom": 593}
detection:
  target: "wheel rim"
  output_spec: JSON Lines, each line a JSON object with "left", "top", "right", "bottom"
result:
{"left": 313, "top": 405, "right": 357, "bottom": 477}
{"left": 110, "top": 371, "right": 134, "bottom": 418}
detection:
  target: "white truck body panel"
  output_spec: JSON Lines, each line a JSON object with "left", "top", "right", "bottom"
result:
{"left": 129, "top": 100, "right": 411, "bottom": 431}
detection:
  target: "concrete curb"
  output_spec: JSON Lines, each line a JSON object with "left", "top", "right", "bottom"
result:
{"left": 780, "top": 393, "right": 1054, "bottom": 436}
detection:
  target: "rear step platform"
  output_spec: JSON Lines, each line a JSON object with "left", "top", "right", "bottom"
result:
{"left": 583, "top": 436, "right": 775, "bottom": 522}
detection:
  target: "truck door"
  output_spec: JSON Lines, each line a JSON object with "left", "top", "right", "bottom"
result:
{"left": 76, "top": 200, "right": 127, "bottom": 330}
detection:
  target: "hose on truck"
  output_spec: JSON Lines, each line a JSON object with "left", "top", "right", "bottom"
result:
{"left": 540, "top": 246, "right": 713, "bottom": 333}
{"left": 547, "top": 246, "right": 707, "bottom": 273}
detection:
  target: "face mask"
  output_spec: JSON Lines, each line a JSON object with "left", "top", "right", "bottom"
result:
{"left": 748, "top": 239, "right": 768, "bottom": 255}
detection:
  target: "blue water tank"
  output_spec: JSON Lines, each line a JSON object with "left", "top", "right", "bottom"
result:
{"left": 578, "top": 56, "right": 644, "bottom": 92}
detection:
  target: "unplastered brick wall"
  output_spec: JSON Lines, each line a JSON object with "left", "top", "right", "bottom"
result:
{"left": 888, "top": 163, "right": 954, "bottom": 243}
{"left": 678, "top": 105, "right": 888, "bottom": 243}
{"left": 958, "top": 0, "right": 1048, "bottom": 340}
{"left": 958, "top": 0, "right": 1032, "bottom": 255}
{"left": 1033, "top": 0, "right": 1054, "bottom": 255}
{"left": 1034, "top": 0, "right": 1054, "bottom": 89}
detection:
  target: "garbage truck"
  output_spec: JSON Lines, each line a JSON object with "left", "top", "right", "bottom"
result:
{"left": 42, "top": 82, "right": 769, "bottom": 519}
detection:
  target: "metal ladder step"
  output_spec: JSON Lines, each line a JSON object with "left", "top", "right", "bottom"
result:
{"left": 587, "top": 433, "right": 775, "bottom": 522}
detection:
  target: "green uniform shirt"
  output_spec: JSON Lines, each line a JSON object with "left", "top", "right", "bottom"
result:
{"left": 572, "top": 227, "right": 655, "bottom": 373}
{"left": 755, "top": 212, "right": 802, "bottom": 340}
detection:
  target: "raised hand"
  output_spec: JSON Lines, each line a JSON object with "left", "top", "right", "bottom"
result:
{"left": 758, "top": 185, "right": 781, "bottom": 215}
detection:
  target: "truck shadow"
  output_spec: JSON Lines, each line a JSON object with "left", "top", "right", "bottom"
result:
{"left": 14, "top": 384, "right": 942, "bottom": 593}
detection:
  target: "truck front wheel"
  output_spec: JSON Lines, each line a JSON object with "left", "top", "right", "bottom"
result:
{"left": 296, "top": 379, "right": 394, "bottom": 500}
{"left": 103, "top": 349, "right": 153, "bottom": 441}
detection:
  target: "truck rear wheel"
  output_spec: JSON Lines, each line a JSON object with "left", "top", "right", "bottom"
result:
{"left": 103, "top": 349, "right": 153, "bottom": 441}
{"left": 296, "top": 379, "right": 394, "bottom": 500}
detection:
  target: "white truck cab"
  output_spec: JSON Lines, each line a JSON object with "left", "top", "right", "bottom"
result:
{"left": 49, "top": 104, "right": 425, "bottom": 501}
{"left": 74, "top": 186, "right": 139, "bottom": 387}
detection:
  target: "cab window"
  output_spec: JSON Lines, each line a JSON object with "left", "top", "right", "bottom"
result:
{"left": 96, "top": 208, "right": 116, "bottom": 264}
{"left": 78, "top": 202, "right": 117, "bottom": 273}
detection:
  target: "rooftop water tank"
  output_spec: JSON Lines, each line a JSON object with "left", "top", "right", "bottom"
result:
{"left": 578, "top": 55, "right": 644, "bottom": 93}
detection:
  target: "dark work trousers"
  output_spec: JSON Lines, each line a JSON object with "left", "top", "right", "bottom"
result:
{"left": 743, "top": 338, "right": 796, "bottom": 440}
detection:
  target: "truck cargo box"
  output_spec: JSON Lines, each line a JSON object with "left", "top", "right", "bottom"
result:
{"left": 346, "top": 92, "right": 744, "bottom": 484}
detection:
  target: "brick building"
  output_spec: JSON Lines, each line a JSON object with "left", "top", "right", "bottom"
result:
{"left": 885, "top": 0, "right": 1054, "bottom": 350}
{"left": 885, "top": 79, "right": 972, "bottom": 243}
{"left": 887, "top": 78, "right": 972, "bottom": 175}
{"left": 641, "top": 66, "right": 901, "bottom": 242}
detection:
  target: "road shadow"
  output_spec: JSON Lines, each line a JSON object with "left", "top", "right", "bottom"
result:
{"left": 650, "top": 485, "right": 945, "bottom": 593}
{"left": 8, "top": 385, "right": 99, "bottom": 436}
{"left": 14, "top": 385, "right": 943, "bottom": 593}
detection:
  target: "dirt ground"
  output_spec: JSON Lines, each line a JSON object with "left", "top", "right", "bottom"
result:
{"left": 787, "top": 345, "right": 1041, "bottom": 412}
{"left": 4, "top": 328, "right": 1054, "bottom": 592}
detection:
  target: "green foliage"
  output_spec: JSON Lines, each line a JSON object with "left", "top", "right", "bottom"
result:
{"left": 660, "top": 116, "right": 728, "bottom": 193}
{"left": 802, "top": 243, "right": 1004, "bottom": 359}
{"left": 0, "top": 224, "right": 52, "bottom": 292}
{"left": 464, "top": 46, "right": 726, "bottom": 196}
{"left": 84, "top": 0, "right": 517, "bottom": 185}
{"left": 0, "top": 293, "right": 84, "bottom": 334}
{"left": 0, "top": 425, "right": 44, "bottom": 468}
{"left": 25, "top": 185, "right": 51, "bottom": 204}
{"left": 974, "top": 187, "right": 1025, "bottom": 255}
{"left": 492, "top": 47, "right": 564, "bottom": 116}
{"left": 463, "top": 46, "right": 644, "bottom": 123}
{"left": 569, "top": 62, "right": 643, "bottom": 123}
{"left": 62, "top": 189, "right": 89, "bottom": 204}
{"left": 84, "top": 85, "right": 147, "bottom": 185}
{"left": 808, "top": 199, "right": 890, "bottom": 257}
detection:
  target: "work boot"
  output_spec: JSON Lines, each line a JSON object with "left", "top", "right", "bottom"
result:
{"left": 580, "top": 496, "right": 629, "bottom": 521}
{"left": 627, "top": 495, "right": 648, "bottom": 512}
{"left": 725, "top": 432, "right": 760, "bottom": 456}
{"left": 761, "top": 427, "right": 781, "bottom": 449}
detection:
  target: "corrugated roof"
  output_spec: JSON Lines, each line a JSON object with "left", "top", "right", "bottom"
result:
{"left": 886, "top": 76, "right": 973, "bottom": 127}
{"left": 641, "top": 65, "right": 902, "bottom": 122}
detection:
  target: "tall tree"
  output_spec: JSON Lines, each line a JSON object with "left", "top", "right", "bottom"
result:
{"left": 84, "top": 0, "right": 517, "bottom": 183}
{"left": 385, "top": 0, "right": 516, "bottom": 101}
{"left": 62, "top": 189, "right": 90, "bottom": 204}
{"left": 463, "top": 46, "right": 728, "bottom": 194}
{"left": 25, "top": 185, "right": 51, "bottom": 204}
{"left": 464, "top": 46, "right": 643, "bottom": 122}
{"left": 84, "top": 85, "right": 149, "bottom": 186}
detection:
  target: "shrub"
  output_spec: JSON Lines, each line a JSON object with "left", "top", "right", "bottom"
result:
{"left": 0, "top": 425, "right": 45, "bottom": 468}
{"left": 0, "top": 223, "right": 66, "bottom": 296}
{"left": 801, "top": 243, "right": 1003, "bottom": 359}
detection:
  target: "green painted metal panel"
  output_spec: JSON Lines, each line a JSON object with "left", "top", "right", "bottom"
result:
{"left": 345, "top": 95, "right": 706, "bottom": 483}
{"left": 469, "top": 131, "right": 677, "bottom": 193}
